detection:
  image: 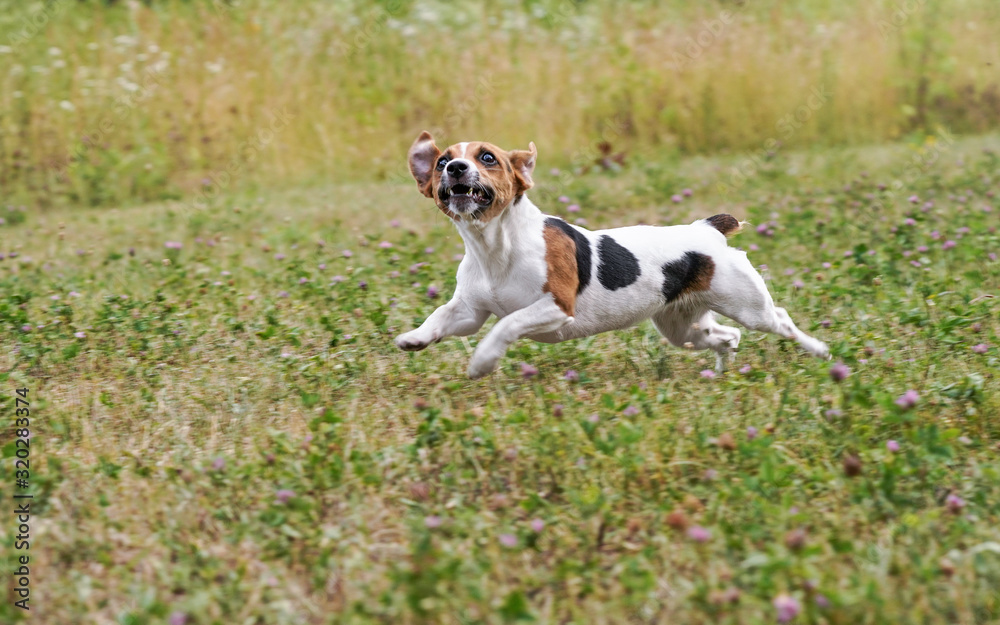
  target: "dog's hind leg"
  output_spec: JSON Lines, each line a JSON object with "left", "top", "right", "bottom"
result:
{"left": 654, "top": 309, "right": 742, "bottom": 372}
{"left": 707, "top": 251, "right": 829, "bottom": 359}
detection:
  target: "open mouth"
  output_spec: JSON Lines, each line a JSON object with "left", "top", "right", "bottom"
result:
{"left": 444, "top": 183, "right": 492, "bottom": 206}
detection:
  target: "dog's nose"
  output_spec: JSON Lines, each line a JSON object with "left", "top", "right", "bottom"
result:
{"left": 446, "top": 160, "right": 469, "bottom": 177}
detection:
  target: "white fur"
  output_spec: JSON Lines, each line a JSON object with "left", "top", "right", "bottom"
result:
{"left": 396, "top": 195, "right": 829, "bottom": 378}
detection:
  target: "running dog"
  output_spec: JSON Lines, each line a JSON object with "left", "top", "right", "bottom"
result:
{"left": 395, "top": 131, "right": 829, "bottom": 378}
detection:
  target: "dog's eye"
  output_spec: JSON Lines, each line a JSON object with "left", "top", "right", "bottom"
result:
{"left": 436, "top": 156, "right": 449, "bottom": 170}
{"left": 480, "top": 152, "right": 496, "bottom": 165}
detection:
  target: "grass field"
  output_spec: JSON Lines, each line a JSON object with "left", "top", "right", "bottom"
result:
{"left": 1, "top": 132, "right": 998, "bottom": 624}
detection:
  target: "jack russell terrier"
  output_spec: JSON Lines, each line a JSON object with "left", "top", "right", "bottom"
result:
{"left": 395, "top": 131, "right": 829, "bottom": 378}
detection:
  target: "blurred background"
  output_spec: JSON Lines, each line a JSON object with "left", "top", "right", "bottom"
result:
{"left": 0, "top": 0, "right": 998, "bottom": 209}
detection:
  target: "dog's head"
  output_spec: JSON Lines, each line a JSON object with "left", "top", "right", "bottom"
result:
{"left": 407, "top": 131, "right": 537, "bottom": 222}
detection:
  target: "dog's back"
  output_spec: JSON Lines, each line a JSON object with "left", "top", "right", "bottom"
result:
{"left": 530, "top": 215, "right": 742, "bottom": 342}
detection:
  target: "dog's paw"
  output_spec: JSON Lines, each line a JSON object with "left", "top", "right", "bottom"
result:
{"left": 466, "top": 356, "right": 499, "bottom": 379}
{"left": 395, "top": 333, "right": 430, "bottom": 352}
{"left": 813, "top": 341, "right": 831, "bottom": 360}
{"left": 728, "top": 328, "right": 742, "bottom": 350}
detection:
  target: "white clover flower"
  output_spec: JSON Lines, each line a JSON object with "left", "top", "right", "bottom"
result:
{"left": 52, "top": 59, "right": 66, "bottom": 68}
{"left": 0, "top": 45, "right": 12, "bottom": 54}
{"left": 87, "top": 42, "right": 99, "bottom": 50}
{"left": 49, "top": 47, "right": 62, "bottom": 56}
{"left": 59, "top": 100, "right": 75, "bottom": 111}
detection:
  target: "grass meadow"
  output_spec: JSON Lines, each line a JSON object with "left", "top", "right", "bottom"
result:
{"left": 2, "top": 132, "right": 1000, "bottom": 624}
{"left": 1, "top": 1, "right": 1000, "bottom": 624}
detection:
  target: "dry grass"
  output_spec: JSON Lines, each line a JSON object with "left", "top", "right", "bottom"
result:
{"left": 1, "top": 0, "right": 998, "bottom": 207}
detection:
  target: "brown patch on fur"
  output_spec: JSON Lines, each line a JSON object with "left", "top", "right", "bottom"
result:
{"left": 661, "top": 251, "right": 715, "bottom": 303}
{"left": 407, "top": 131, "right": 439, "bottom": 198}
{"left": 705, "top": 214, "right": 742, "bottom": 237}
{"left": 407, "top": 131, "right": 458, "bottom": 220}
{"left": 687, "top": 255, "right": 715, "bottom": 293}
{"left": 542, "top": 223, "right": 579, "bottom": 316}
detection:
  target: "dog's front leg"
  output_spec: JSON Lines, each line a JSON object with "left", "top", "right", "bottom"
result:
{"left": 467, "top": 297, "right": 573, "bottom": 379}
{"left": 395, "top": 296, "right": 489, "bottom": 352}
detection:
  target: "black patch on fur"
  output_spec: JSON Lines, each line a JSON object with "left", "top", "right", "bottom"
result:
{"left": 705, "top": 214, "right": 740, "bottom": 236}
{"left": 545, "top": 218, "right": 591, "bottom": 293}
{"left": 661, "top": 252, "right": 714, "bottom": 302}
{"left": 597, "top": 235, "right": 640, "bottom": 290}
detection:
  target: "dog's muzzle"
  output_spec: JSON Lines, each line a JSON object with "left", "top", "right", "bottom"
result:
{"left": 439, "top": 175, "right": 494, "bottom": 213}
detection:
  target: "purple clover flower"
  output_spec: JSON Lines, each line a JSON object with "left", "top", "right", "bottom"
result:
{"left": 829, "top": 362, "right": 850, "bottom": 382}
{"left": 895, "top": 389, "right": 919, "bottom": 409}
{"left": 774, "top": 594, "right": 801, "bottom": 623}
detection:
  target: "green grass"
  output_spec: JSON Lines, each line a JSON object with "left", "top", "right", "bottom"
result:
{"left": 1, "top": 134, "right": 999, "bottom": 624}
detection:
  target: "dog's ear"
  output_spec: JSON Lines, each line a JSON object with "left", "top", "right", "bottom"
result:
{"left": 509, "top": 141, "right": 537, "bottom": 192}
{"left": 408, "top": 131, "right": 441, "bottom": 198}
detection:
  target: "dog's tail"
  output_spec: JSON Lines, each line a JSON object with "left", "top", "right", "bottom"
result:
{"left": 700, "top": 214, "right": 744, "bottom": 238}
